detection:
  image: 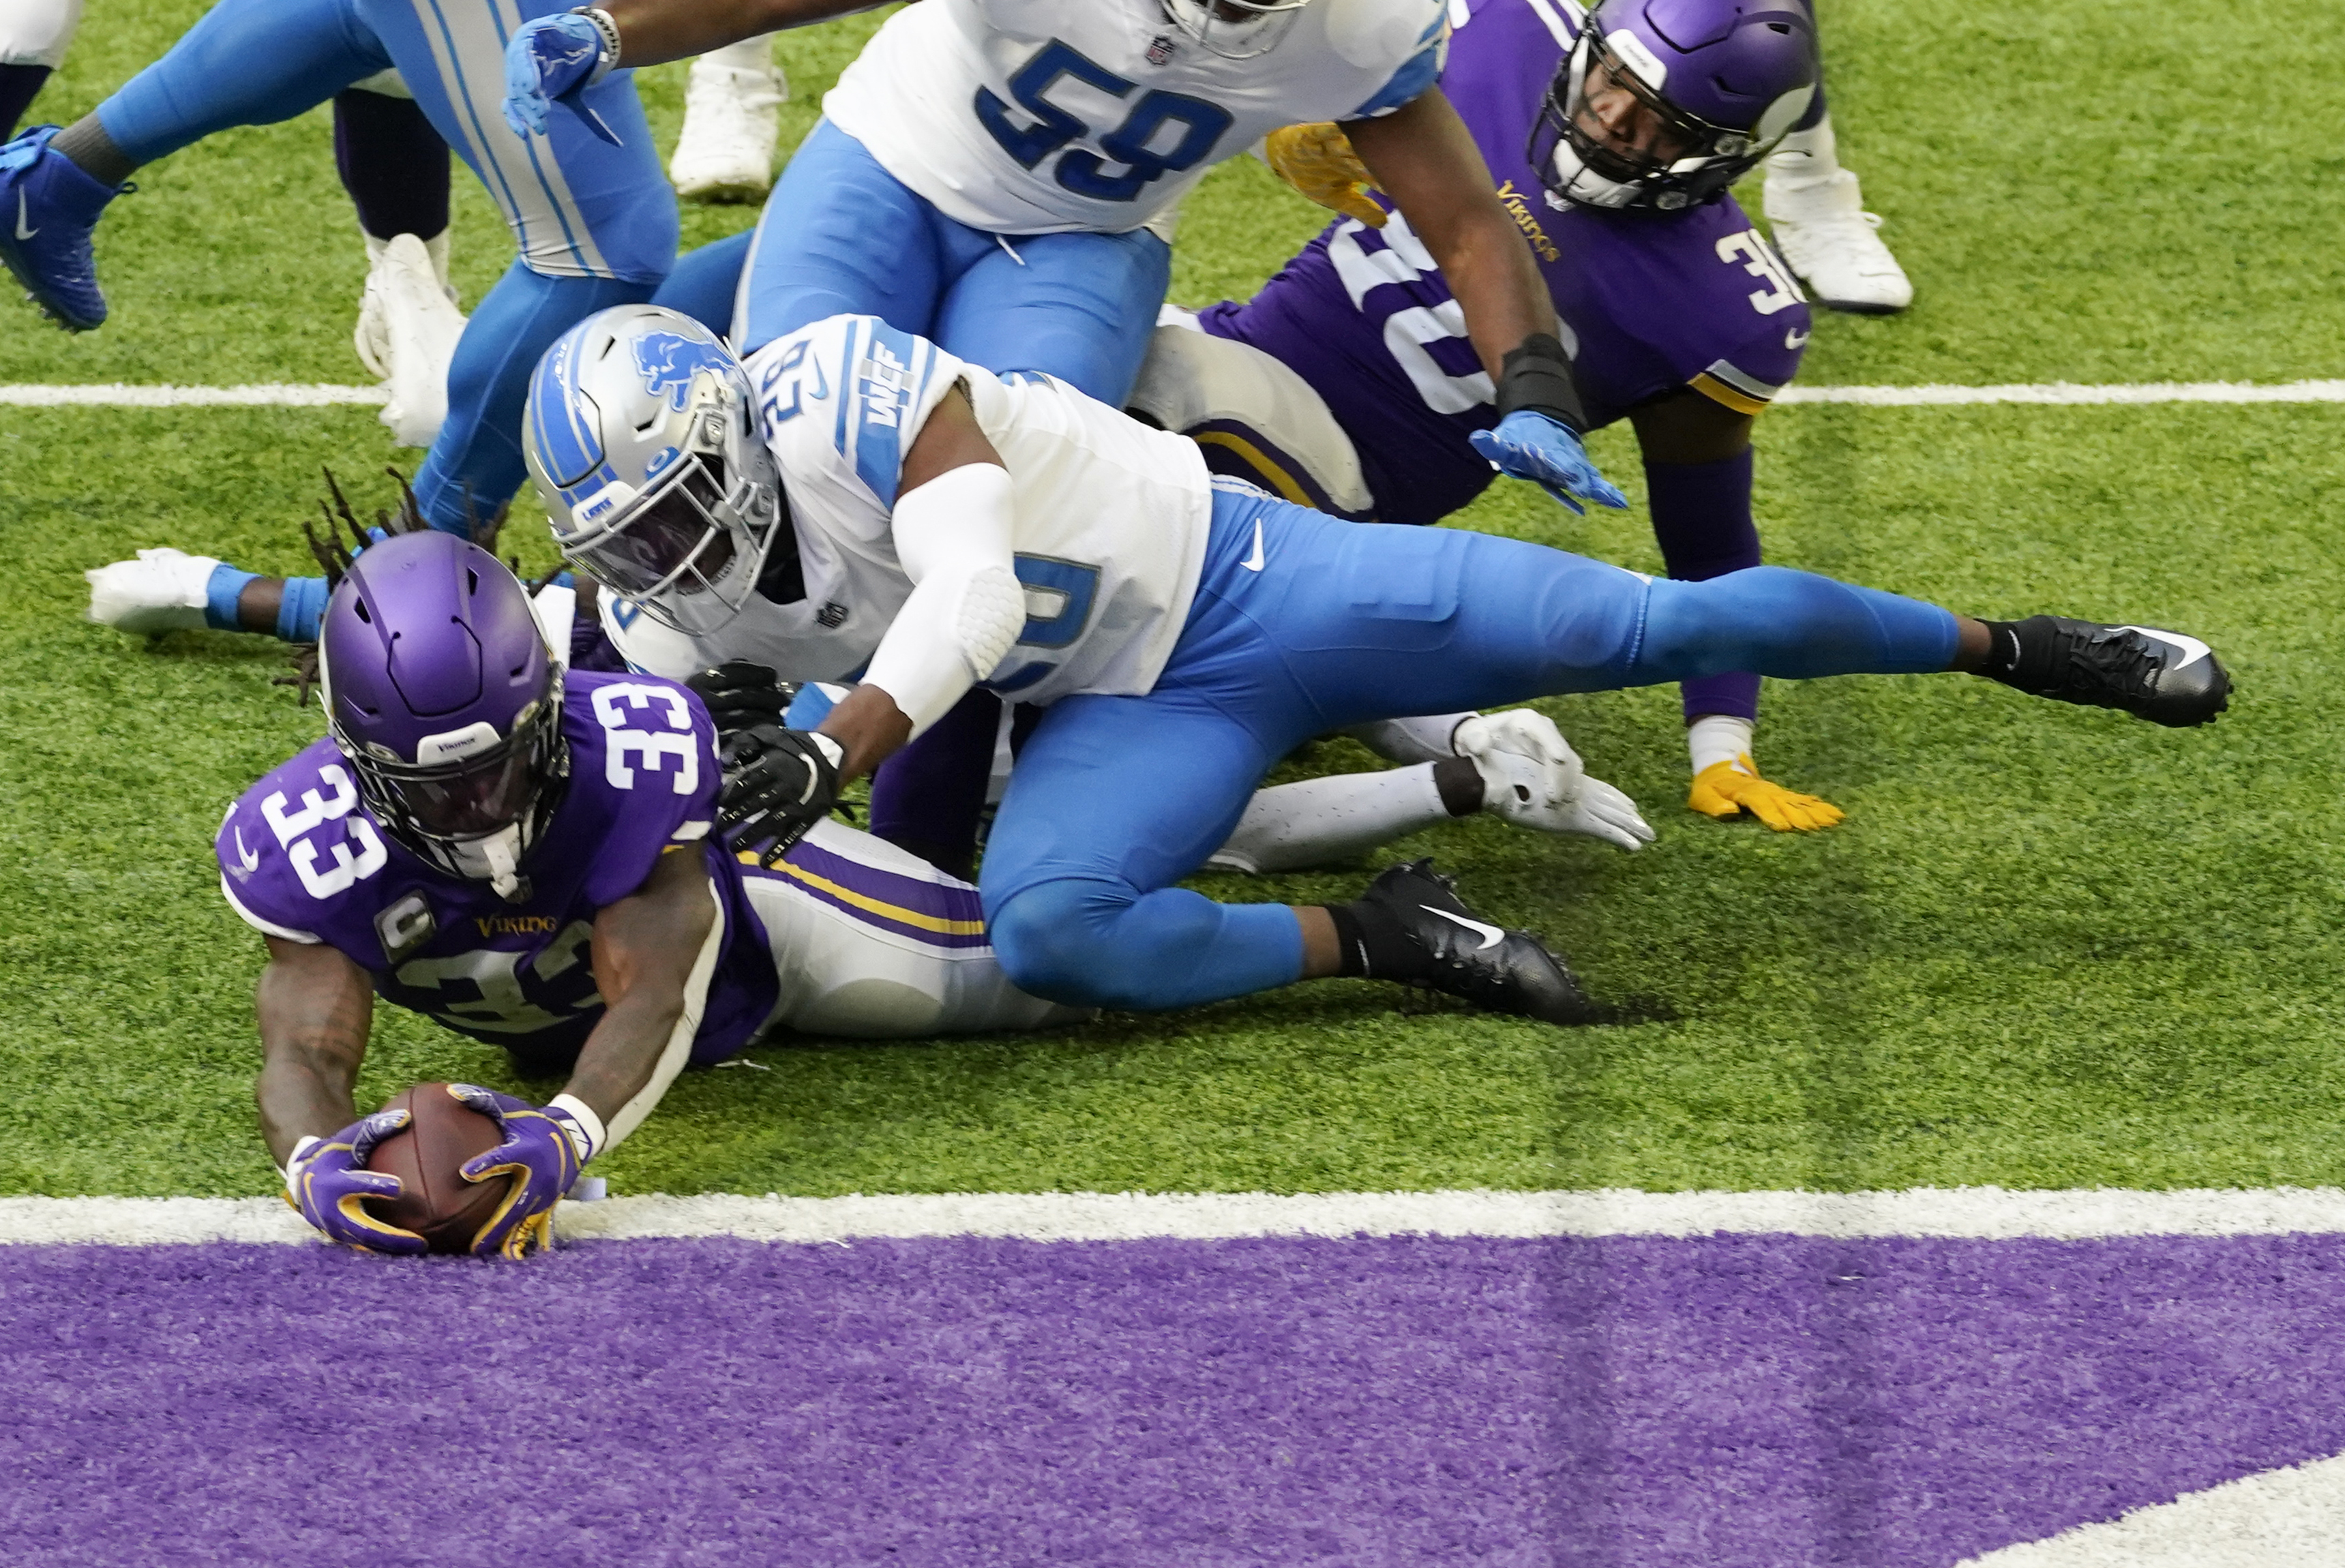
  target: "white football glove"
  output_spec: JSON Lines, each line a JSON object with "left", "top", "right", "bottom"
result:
{"left": 1452, "top": 710, "right": 1654, "bottom": 851}
{"left": 85, "top": 547, "right": 222, "bottom": 634}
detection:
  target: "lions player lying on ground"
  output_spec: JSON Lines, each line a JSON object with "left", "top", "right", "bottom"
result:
{"left": 520, "top": 304, "right": 2228, "bottom": 1026}
{"left": 226, "top": 531, "right": 1093, "bottom": 1259}
{"left": 1132, "top": 0, "right": 1851, "bottom": 831}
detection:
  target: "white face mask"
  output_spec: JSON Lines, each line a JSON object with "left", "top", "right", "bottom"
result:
{"left": 1544, "top": 139, "right": 1641, "bottom": 209}
{"left": 447, "top": 823, "right": 530, "bottom": 901}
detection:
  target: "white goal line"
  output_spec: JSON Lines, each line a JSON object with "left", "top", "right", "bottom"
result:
{"left": 4, "top": 380, "right": 2345, "bottom": 410}
{"left": 9, "top": 1186, "right": 2345, "bottom": 1248}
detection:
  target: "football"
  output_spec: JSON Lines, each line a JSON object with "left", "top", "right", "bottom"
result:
{"left": 364, "top": 1084, "right": 513, "bottom": 1255}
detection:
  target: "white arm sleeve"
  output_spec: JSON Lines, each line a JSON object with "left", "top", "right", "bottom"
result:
{"left": 1206, "top": 764, "right": 1451, "bottom": 875}
{"left": 861, "top": 461, "right": 1025, "bottom": 737}
{"left": 595, "top": 882, "right": 727, "bottom": 1155}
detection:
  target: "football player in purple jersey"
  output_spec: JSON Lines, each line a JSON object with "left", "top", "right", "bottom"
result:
{"left": 1131, "top": 0, "right": 1863, "bottom": 833}
{"left": 225, "top": 530, "right": 1081, "bottom": 1258}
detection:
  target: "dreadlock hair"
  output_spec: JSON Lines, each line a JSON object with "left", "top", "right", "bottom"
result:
{"left": 273, "top": 468, "right": 517, "bottom": 704}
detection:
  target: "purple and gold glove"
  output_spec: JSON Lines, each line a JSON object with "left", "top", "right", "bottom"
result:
{"left": 450, "top": 1085, "right": 598, "bottom": 1259}
{"left": 283, "top": 1111, "right": 428, "bottom": 1255}
{"left": 501, "top": 10, "right": 622, "bottom": 144}
{"left": 1468, "top": 410, "right": 1629, "bottom": 516}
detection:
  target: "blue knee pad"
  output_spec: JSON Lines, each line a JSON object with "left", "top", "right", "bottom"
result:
{"left": 413, "top": 262, "right": 653, "bottom": 536}
{"left": 988, "top": 879, "right": 1304, "bottom": 1013}
{"left": 1637, "top": 566, "right": 1959, "bottom": 682}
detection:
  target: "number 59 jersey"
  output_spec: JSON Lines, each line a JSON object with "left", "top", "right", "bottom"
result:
{"left": 823, "top": 0, "right": 1450, "bottom": 237}
{"left": 627, "top": 314, "right": 1214, "bottom": 708}
{"left": 215, "top": 671, "right": 781, "bottom": 1068}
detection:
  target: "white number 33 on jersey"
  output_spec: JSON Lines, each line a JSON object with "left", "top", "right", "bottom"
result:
{"left": 593, "top": 683, "right": 702, "bottom": 794}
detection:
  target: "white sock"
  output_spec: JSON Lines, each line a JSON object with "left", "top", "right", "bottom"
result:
{"left": 1688, "top": 714, "right": 1756, "bottom": 776}
{"left": 1341, "top": 713, "right": 1472, "bottom": 765}
{"left": 1208, "top": 764, "right": 1448, "bottom": 874}
{"left": 700, "top": 33, "right": 778, "bottom": 76}
{"left": 363, "top": 227, "right": 454, "bottom": 299}
{"left": 1765, "top": 114, "right": 1844, "bottom": 190}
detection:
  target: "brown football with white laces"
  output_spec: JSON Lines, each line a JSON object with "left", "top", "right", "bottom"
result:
{"left": 363, "top": 1083, "right": 512, "bottom": 1254}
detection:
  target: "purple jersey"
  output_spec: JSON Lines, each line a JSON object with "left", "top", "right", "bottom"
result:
{"left": 216, "top": 671, "right": 778, "bottom": 1070}
{"left": 1198, "top": 0, "right": 1811, "bottom": 524}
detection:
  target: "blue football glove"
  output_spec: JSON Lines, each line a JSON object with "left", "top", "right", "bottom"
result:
{"left": 1468, "top": 410, "right": 1629, "bottom": 516}
{"left": 502, "top": 12, "right": 622, "bottom": 145}
{"left": 450, "top": 1085, "right": 595, "bottom": 1259}
{"left": 283, "top": 1111, "right": 428, "bottom": 1256}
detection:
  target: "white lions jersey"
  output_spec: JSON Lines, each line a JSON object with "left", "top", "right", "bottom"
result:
{"left": 610, "top": 313, "right": 1213, "bottom": 707}
{"left": 822, "top": 0, "right": 1451, "bottom": 235}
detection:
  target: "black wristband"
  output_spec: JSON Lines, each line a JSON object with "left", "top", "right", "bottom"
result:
{"left": 1494, "top": 333, "right": 1588, "bottom": 434}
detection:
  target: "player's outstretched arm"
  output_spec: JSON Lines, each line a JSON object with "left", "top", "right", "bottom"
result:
{"left": 504, "top": 0, "right": 871, "bottom": 140}
{"left": 256, "top": 937, "right": 428, "bottom": 1254}
{"left": 447, "top": 847, "right": 721, "bottom": 1258}
{"left": 1344, "top": 91, "right": 1625, "bottom": 515}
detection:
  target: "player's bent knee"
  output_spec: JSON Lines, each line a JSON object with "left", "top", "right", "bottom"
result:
{"left": 987, "top": 879, "right": 1158, "bottom": 1012}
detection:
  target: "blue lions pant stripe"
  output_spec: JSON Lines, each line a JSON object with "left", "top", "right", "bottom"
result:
{"left": 979, "top": 489, "right": 1961, "bottom": 1011}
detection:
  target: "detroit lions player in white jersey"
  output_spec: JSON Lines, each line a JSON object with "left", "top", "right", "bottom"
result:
{"left": 521, "top": 304, "right": 2228, "bottom": 1023}
{"left": 503, "top": 0, "right": 1624, "bottom": 509}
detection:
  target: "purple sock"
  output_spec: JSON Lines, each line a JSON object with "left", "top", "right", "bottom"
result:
{"left": 333, "top": 89, "right": 449, "bottom": 239}
{"left": 1647, "top": 447, "right": 1763, "bottom": 723}
{"left": 1, "top": 65, "right": 49, "bottom": 137}
{"left": 866, "top": 689, "right": 1006, "bottom": 881}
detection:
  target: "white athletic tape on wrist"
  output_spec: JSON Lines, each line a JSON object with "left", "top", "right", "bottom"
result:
{"left": 1687, "top": 714, "right": 1755, "bottom": 777}
{"left": 281, "top": 1134, "right": 323, "bottom": 1194}
{"left": 547, "top": 1094, "right": 606, "bottom": 1164}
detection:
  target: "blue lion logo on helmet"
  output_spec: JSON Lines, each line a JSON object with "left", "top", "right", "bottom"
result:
{"left": 633, "top": 330, "right": 732, "bottom": 414}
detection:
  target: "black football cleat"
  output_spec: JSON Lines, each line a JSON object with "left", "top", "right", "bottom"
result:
{"left": 1357, "top": 859, "right": 1599, "bottom": 1027}
{"left": 1993, "top": 616, "right": 2230, "bottom": 728}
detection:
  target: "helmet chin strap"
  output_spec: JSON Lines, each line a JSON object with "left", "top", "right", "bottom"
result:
{"left": 1547, "top": 142, "right": 1640, "bottom": 209}
{"left": 451, "top": 824, "right": 532, "bottom": 902}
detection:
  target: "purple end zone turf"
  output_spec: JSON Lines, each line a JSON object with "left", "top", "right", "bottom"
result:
{"left": 5, "top": 1234, "right": 2345, "bottom": 1565}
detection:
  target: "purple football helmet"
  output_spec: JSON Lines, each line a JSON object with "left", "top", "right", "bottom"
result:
{"left": 1530, "top": 0, "right": 1819, "bottom": 212}
{"left": 318, "top": 531, "right": 567, "bottom": 898}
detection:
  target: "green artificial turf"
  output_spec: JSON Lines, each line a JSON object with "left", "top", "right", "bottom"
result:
{"left": 1, "top": 1, "right": 2340, "bottom": 1200}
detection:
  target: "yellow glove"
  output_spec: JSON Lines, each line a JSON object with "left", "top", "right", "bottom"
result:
{"left": 1263, "top": 122, "right": 1386, "bottom": 228}
{"left": 1688, "top": 754, "right": 1847, "bottom": 832}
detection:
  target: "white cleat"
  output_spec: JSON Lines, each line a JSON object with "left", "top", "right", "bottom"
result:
{"left": 1452, "top": 710, "right": 1654, "bottom": 851}
{"left": 1762, "top": 168, "right": 1913, "bottom": 314}
{"left": 85, "top": 547, "right": 223, "bottom": 635}
{"left": 670, "top": 41, "right": 787, "bottom": 204}
{"left": 354, "top": 228, "right": 454, "bottom": 380}
{"left": 365, "top": 232, "right": 467, "bottom": 449}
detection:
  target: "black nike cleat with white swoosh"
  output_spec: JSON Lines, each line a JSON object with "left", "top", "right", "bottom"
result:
{"left": 1355, "top": 859, "right": 1600, "bottom": 1027}
{"left": 1985, "top": 616, "right": 2230, "bottom": 728}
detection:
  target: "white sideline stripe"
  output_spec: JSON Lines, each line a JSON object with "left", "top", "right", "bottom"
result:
{"left": 0, "top": 383, "right": 387, "bottom": 407}
{"left": 11, "top": 1186, "right": 2345, "bottom": 1248}
{"left": 4, "top": 381, "right": 2345, "bottom": 410}
{"left": 1956, "top": 1452, "right": 2345, "bottom": 1565}
{"left": 1778, "top": 379, "right": 2345, "bottom": 406}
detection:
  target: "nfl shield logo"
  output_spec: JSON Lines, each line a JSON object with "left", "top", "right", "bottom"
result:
{"left": 1146, "top": 32, "right": 1176, "bottom": 65}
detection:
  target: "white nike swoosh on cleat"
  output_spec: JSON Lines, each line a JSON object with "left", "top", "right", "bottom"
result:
{"left": 1422, "top": 904, "right": 1504, "bottom": 950}
{"left": 1241, "top": 519, "right": 1266, "bottom": 571}
{"left": 14, "top": 191, "right": 35, "bottom": 241}
{"left": 2117, "top": 626, "right": 2212, "bottom": 669}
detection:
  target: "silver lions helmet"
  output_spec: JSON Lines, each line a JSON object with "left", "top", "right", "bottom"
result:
{"left": 1158, "top": 0, "right": 1313, "bottom": 59}
{"left": 522, "top": 305, "right": 784, "bottom": 637}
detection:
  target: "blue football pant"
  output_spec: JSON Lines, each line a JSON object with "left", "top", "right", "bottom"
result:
{"left": 733, "top": 119, "right": 1171, "bottom": 405}
{"left": 95, "top": 0, "right": 676, "bottom": 533}
{"left": 981, "top": 487, "right": 1960, "bottom": 1013}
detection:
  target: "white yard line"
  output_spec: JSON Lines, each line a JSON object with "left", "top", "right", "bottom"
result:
{"left": 0, "top": 383, "right": 387, "bottom": 407}
{"left": 4, "top": 381, "right": 2345, "bottom": 410}
{"left": 11, "top": 1186, "right": 2345, "bottom": 1248}
{"left": 1778, "top": 380, "right": 2345, "bottom": 406}
{"left": 1957, "top": 1453, "right": 2345, "bottom": 1566}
